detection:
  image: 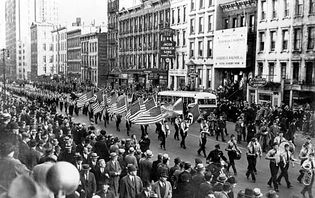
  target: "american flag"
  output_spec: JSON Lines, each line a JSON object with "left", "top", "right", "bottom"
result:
{"left": 129, "top": 97, "right": 156, "bottom": 123}
{"left": 109, "top": 94, "right": 127, "bottom": 114}
{"left": 91, "top": 101, "right": 104, "bottom": 114}
{"left": 133, "top": 106, "right": 165, "bottom": 125}
{"left": 77, "top": 91, "right": 93, "bottom": 108}
{"left": 125, "top": 98, "right": 144, "bottom": 121}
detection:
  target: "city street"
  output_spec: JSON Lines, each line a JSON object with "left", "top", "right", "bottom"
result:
{"left": 58, "top": 108, "right": 312, "bottom": 197}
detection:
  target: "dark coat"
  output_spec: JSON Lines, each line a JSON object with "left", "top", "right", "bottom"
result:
{"left": 119, "top": 175, "right": 143, "bottom": 198}
{"left": 199, "top": 182, "right": 213, "bottom": 198}
{"left": 177, "top": 171, "right": 193, "bottom": 198}
{"left": 94, "top": 140, "right": 110, "bottom": 162}
{"left": 26, "top": 148, "right": 41, "bottom": 170}
{"left": 95, "top": 189, "right": 115, "bottom": 198}
{"left": 79, "top": 172, "right": 97, "bottom": 198}
{"left": 192, "top": 173, "right": 205, "bottom": 198}
{"left": 138, "top": 158, "right": 152, "bottom": 183}
{"left": 105, "top": 160, "right": 121, "bottom": 196}
{"left": 94, "top": 167, "right": 109, "bottom": 190}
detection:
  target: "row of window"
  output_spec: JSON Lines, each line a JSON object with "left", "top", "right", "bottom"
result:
{"left": 260, "top": 0, "right": 315, "bottom": 21}
{"left": 119, "top": 9, "right": 170, "bottom": 34}
{"left": 82, "top": 42, "right": 98, "bottom": 53}
{"left": 189, "top": 39, "right": 213, "bottom": 59}
{"left": 82, "top": 55, "right": 98, "bottom": 67}
{"left": 258, "top": 26, "right": 315, "bottom": 52}
{"left": 119, "top": 54, "right": 168, "bottom": 71}
{"left": 190, "top": 15, "right": 214, "bottom": 34}
{"left": 191, "top": 0, "right": 214, "bottom": 11}
{"left": 171, "top": 6, "right": 186, "bottom": 25}
{"left": 52, "top": 32, "right": 66, "bottom": 42}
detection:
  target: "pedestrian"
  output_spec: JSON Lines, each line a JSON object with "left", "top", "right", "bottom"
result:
{"left": 235, "top": 117, "right": 245, "bottom": 143}
{"left": 159, "top": 120, "right": 170, "bottom": 150}
{"left": 245, "top": 138, "right": 260, "bottom": 183}
{"left": 116, "top": 114, "right": 122, "bottom": 132}
{"left": 126, "top": 119, "right": 131, "bottom": 136}
{"left": 276, "top": 143, "right": 296, "bottom": 188}
{"left": 225, "top": 134, "right": 241, "bottom": 176}
{"left": 206, "top": 144, "right": 228, "bottom": 166}
{"left": 177, "top": 162, "right": 193, "bottom": 198}
{"left": 192, "top": 163, "right": 206, "bottom": 198}
{"left": 139, "top": 134, "right": 151, "bottom": 153}
{"left": 152, "top": 168, "right": 172, "bottom": 198}
{"left": 95, "top": 182, "right": 115, "bottom": 198}
{"left": 139, "top": 150, "right": 153, "bottom": 183}
{"left": 297, "top": 139, "right": 312, "bottom": 183}
{"left": 174, "top": 115, "right": 181, "bottom": 140}
{"left": 266, "top": 143, "right": 281, "bottom": 192}
{"left": 246, "top": 122, "right": 256, "bottom": 143}
{"left": 105, "top": 152, "right": 121, "bottom": 196}
{"left": 180, "top": 118, "right": 189, "bottom": 149}
{"left": 78, "top": 164, "right": 97, "bottom": 198}
{"left": 119, "top": 164, "right": 143, "bottom": 198}
{"left": 216, "top": 116, "right": 226, "bottom": 142}
{"left": 198, "top": 126, "right": 211, "bottom": 157}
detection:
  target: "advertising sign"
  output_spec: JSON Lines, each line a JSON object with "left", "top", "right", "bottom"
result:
{"left": 160, "top": 40, "right": 176, "bottom": 58}
{"left": 249, "top": 77, "right": 267, "bottom": 88}
{"left": 213, "top": 27, "right": 248, "bottom": 68}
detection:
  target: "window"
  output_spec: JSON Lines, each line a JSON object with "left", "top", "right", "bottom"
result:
{"left": 259, "top": 32, "right": 265, "bottom": 51}
{"left": 249, "top": 15, "right": 255, "bottom": 32}
{"left": 191, "top": 0, "right": 195, "bottom": 10}
{"left": 282, "top": 30, "right": 289, "bottom": 50}
{"left": 305, "top": 62, "right": 314, "bottom": 84}
{"left": 198, "top": 41, "right": 203, "bottom": 57}
{"left": 310, "top": 0, "right": 315, "bottom": 14}
{"left": 269, "top": 62, "right": 275, "bottom": 81}
{"left": 261, "top": 1, "right": 266, "bottom": 20}
{"left": 190, "top": 42, "right": 195, "bottom": 58}
{"left": 293, "top": 63, "right": 299, "bottom": 81}
{"left": 43, "top": 56, "right": 46, "bottom": 63}
{"left": 199, "top": 17, "right": 204, "bottom": 33}
{"left": 296, "top": 0, "right": 303, "bottom": 15}
{"left": 171, "top": 9, "right": 175, "bottom": 24}
{"left": 177, "top": 31, "right": 180, "bottom": 46}
{"left": 182, "top": 54, "right": 185, "bottom": 69}
{"left": 293, "top": 28, "right": 302, "bottom": 50}
{"left": 209, "top": 0, "right": 213, "bottom": 7}
{"left": 183, "top": 7, "right": 186, "bottom": 22}
{"left": 190, "top": 18, "right": 195, "bottom": 34}
{"left": 272, "top": 0, "right": 278, "bottom": 18}
{"left": 183, "top": 30, "right": 186, "bottom": 46}
{"left": 270, "top": 31, "right": 277, "bottom": 51}
{"left": 307, "top": 27, "right": 315, "bottom": 49}
{"left": 281, "top": 63, "right": 287, "bottom": 79}
{"left": 224, "top": 19, "right": 229, "bottom": 29}
{"left": 208, "top": 15, "right": 213, "bottom": 31}
{"left": 258, "top": 63, "right": 263, "bottom": 76}
{"left": 200, "top": 0, "right": 204, "bottom": 9}
{"left": 177, "top": 8, "right": 180, "bottom": 23}
{"left": 232, "top": 18, "right": 237, "bottom": 28}
{"left": 207, "top": 40, "right": 213, "bottom": 58}
{"left": 43, "top": 43, "right": 46, "bottom": 51}
{"left": 240, "top": 16, "right": 245, "bottom": 27}
{"left": 284, "top": 0, "right": 289, "bottom": 17}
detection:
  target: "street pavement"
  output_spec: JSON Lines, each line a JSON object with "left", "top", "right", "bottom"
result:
{"left": 58, "top": 109, "right": 314, "bottom": 198}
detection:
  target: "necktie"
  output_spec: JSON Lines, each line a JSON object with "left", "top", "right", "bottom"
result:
{"left": 286, "top": 151, "right": 289, "bottom": 163}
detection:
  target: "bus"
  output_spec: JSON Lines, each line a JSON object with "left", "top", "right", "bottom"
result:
{"left": 157, "top": 91, "right": 217, "bottom": 114}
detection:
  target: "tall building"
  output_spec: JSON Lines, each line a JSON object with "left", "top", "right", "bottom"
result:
{"left": 5, "top": 0, "right": 35, "bottom": 80}
{"left": 67, "top": 29, "right": 82, "bottom": 80}
{"left": 30, "top": 22, "right": 54, "bottom": 80}
{"left": 107, "top": 0, "right": 120, "bottom": 86}
{"left": 34, "top": 0, "right": 59, "bottom": 24}
{"left": 168, "top": 0, "right": 188, "bottom": 90}
{"left": 81, "top": 32, "right": 107, "bottom": 87}
{"left": 186, "top": 0, "right": 216, "bottom": 90}
{"left": 215, "top": 0, "right": 257, "bottom": 100}
{"left": 51, "top": 26, "right": 67, "bottom": 75}
{"left": 118, "top": 0, "right": 171, "bottom": 89}
{"left": 254, "top": 0, "right": 315, "bottom": 108}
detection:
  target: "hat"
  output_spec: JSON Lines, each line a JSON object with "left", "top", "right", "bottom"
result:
{"left": 195, "top": 157, "right": 203, "bottom": 164}
{"left": 21, "top": 132, "right": 30, "bottom": 139}
{"left": 118, "top": 149, "right": 125, "bottom": 154}
{"left": 253, "top": 188, "right": 263, "bottom": 197}
{"left": 160, "top": 170, "right": 168, "bottom": 178}
{"left": 82, "top": 164, "right": 90, "bottom": 170}
{"left": 91, "top": 153, "right": 99, "bottom": 158}
{"left": 212, "top": 183, "right": 223, "bottom": 192}
{"left": 196, "top": 163, "right": 205, "bottom": 171}
{"left": 110, "top": 152, "right": 117, "bottom": 158}
{"left": 127, "top": 164, "right": 137, "bottom": 172}
{"left": 146, "top": 150, "right": 153, "bottom": 157}
{"left": 217, "top": 173, "right": 227, "bottom": 183}
{"left": 29, "top": 139, "right": 37, "bottom": 147}
{"left": 226, "top": 176, "right": 237, "bottom": 184}
{"left": 215, "top": 144, "right": 220, "bottom": 149}
{"left": 129, "top": 147, "right": 135, "bottom": 153}
{"left": 223, "top": 182, "right": 232, "bottom": 192}
{"left": 162, "top": 154, "right": 169, "bottom": 160}
{"left": 244, "top": 188, "right": 255, "bottom": 198}
{"left": 265, "top": 190, "right": 278, "bottom": 198}
{"left": 174, "top": 157, "right": 181, "bottom": 164}
{"left": 75, "top": 154, "right": 83, "bottom": 161}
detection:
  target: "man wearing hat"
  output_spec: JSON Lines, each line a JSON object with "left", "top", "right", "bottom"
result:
{"left": 152, "top": 169, "right": 172, "bottom": 198}
{"left": 192, "top": 163, "right": 205, "bottom": 198}
{"left": 18, "top": 132, "right": 30, "bottom": 165}
{"left": 119, "top": 164, "right": 143, "bottom": 198}
{"left": 125, "top": 147, "right": 138, "bottom": 169}
{"left": 95, "top": 182, "right": 115, "bottom": 198}
{"left": 139, "top": 150, "right": 153, "bottom": 183}
{"left": 177, "top": 162, "right": 193, "bottom": 198}
{"left": 105, "top": 152, "right": 121, "bottom": 196}
{"left": 89, "top": 153, "right": 99, "bottom": 174}
{"left": 199, "top": 172, "right": 213, "bottom": 198}
{"left": 78, "top": 164, "right": 97, "bottom": 198}
{"left": 26, "top": 139, "right": 41, "bottom": 170}
{"left": 206, "top": 144, "right": 228, "bottom": 165}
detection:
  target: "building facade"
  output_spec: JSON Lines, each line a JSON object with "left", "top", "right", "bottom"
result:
{"left": 30, "top": 22, "right": 54, "bottom": 80}
{"left": 107, "top": 0, "right": 119, "bottom": 86}
{"left": 186, "top": 0, "right": 216, "bottom": 90}
{"left": 67, "top": 29, "right": 82, "bottom": 80}
{"left": 254, "top": 0, "right": 315, "bottom": 108}
{"left": 81, "top": 32, "right": 107, "bottom": 87}
{"left": 168, "top": 0, "right": 188, "bottom": 90}
{"left": 5, "top": 0, "right": 35, "bottom": 80}
{"left": 51, "top": 26, "right": 67, "bottom": 75}
{"left": 34, "top": 0, "right": 59, "bottom": 24}
{"left": 118, "top": 0, "right": 171, "bottom": 89}
{"left": 215, "top": 0, "right": 257, "bottom": 100}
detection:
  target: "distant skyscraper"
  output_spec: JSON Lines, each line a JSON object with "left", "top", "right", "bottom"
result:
{"left": 34, "top": 0, "right": 59, "bottom": 24}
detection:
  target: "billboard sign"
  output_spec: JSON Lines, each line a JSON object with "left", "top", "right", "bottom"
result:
{"left": 249, "top": 77, "right": 267, "bottom": 88}
{"left": 213, "top": 27, "right": 248, "bottom": 68}
{"left": 160, "top": 40, "right": 176, "bottom": 58}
